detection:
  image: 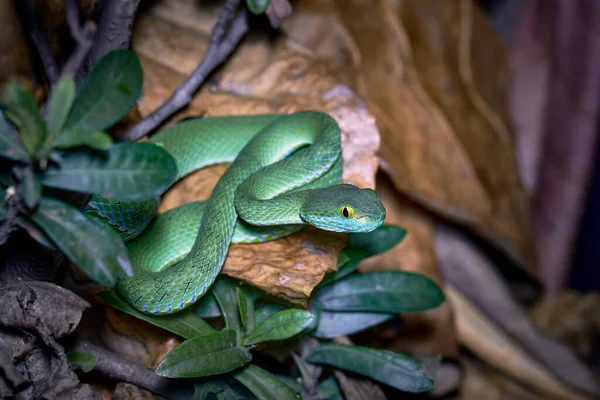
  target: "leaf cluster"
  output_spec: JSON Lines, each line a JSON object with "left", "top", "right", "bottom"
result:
{"left": 0, "top": 50, "right": 177, "bottom": 286}
{"left": 99, "top": 224, "right": 445, "bottom": 399}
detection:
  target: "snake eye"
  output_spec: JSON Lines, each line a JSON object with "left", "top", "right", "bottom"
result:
{"left": 339, "top": 206, "right": 354, "bottom": 219}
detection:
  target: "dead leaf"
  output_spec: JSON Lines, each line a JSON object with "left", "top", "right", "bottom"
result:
{"left": 447, "top": 285, "right": 594, "bottom": 400}
{"left": 282, "top": 0, "right": 535, "bottom": 275}
{"left": 435, "top": 225, "right": 600, "bottom": 398}
{"left": 131, "top": 0, "right": 380, "bottom": 306}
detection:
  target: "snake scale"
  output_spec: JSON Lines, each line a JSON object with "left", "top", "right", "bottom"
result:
{"left": 86, "top": 111, "right": 386, "bottom": 315}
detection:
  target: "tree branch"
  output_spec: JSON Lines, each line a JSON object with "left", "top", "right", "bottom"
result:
{"left": 118, "top": 0, "right": 249, "bottom": 142}
{"left": 68, "top": 336, "right": 193, "bottom": 399}
{"left": 76, "top": 0, "right": 141, "bottom": 85}
{"left": 23, "top": 0, "right": 60, "bottom": 85}
{"left": 61, "top": 0, "right": 97, "bottom": 79}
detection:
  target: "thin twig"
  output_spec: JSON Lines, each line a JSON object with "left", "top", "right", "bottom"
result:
{"left": 76, "top": 0, "right": 141, "bottom": 85}
{"left": 0, "top": 180, "right": 21, "bottom": 247}
{"left": 118, "top": 0, "right": 249, "bottom": 142}
{"left": 61, "top": 0, "right": 97, "bottom": 78}
{"left": 68, "top": 336, "right": 193, "bottom": 399}
{"left": 23, "top": 0, "right": 60, "bottom": 85}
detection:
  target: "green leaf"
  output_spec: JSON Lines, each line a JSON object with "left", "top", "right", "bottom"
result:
{"left": 15, "top": 165, "right": 40, "bottom": 210}
{"left": 98, "top": 290, "right": 214, "bottom": 338}
{"left": 313, "top": 271, "right": 445, "bottom": 314}
{"left": 234, "top": 364, "right": 299, "bottom": 400}
{"left": 311, "top": 310, "right": 395, "bottom": 339}
{"left": 42, "top": 142, "right": 177, "bottom": 200}
{"left": 46, "top": 75, "right": 76, "bottom": 140}
{"left": 212, "top": 278, "right": 242, "bottom": 338}
{"left": 246, "top": 0, "right": 271, "bottom": 15}
{"left": 237, "top": 287, "right": 254, "bottom": 333}
{"left": 1, "top": 79, "right": 47, "bottom": 156}
{"left": 317, "top": 376, "right": 343, "bottom": 400}
{"left": 193, "top": 291, "right": 222, "bottom": 318}
{"left": 192, "top": 377, "right": 228, "bottom": 400}
{"left": 306, "top": 343, "right": 434, "bottom": 393}
{"left": 347, "top": 224, "right": 407, "bottom": 256}
{"left": 29, "top": 197, "right": 132, "bottom": 287}
{"left": 67, "top": 351, "right": 96, "bottom": 373}
{"left": 65, "top": 49, "right": 143, "bottom": 132}
{"left": 243, "top": 309, "right": 315, "bottom": 346}
{"left": 156, "top": 330, "right": 252, "bottom": 378}
{"left": 53, "top": 130, "right": 113, "bottom": 150}
{"left": 0, "top": 110, "right": 29, "bottom": 162}
{"left": 254, "top": 304, "right": 285, "bottom": 326}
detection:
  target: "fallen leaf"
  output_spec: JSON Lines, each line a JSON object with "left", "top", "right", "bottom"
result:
{"left": 283, "top": 0, "right": 535, "bottom": 275}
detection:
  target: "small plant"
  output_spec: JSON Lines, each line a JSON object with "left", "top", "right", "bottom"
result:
{"left": 100, "top": 224, "right": 445, "bottom": 398}
{"left": 0, "top": 49, "right": 177, "bottom": 287}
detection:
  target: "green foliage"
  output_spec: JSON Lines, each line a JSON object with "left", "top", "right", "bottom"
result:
{"left": 102, "top": 222, "right": 443, "bottom": 397}
{"left": 312, "top": 271, "right": 445, "bottom": 314}
{"left": 306, "top": 343, "right": 434, "bottom": 393}
{"left": 243, "top": 309, "right": 315, "bottom": 346}
{"left": 0, "top": 50, "right": 177, "bottom": 288}
{"left": 156, "top": 330, "right": 252, "bottom": 378}
{"left": 64, "top": 49, "right": 143, "bottom": 133}
{"left": 67, "top": 351, "right": 97, "bottom": 373}
{"left": 246, "top": 0, "right": 271, "bottom": 15}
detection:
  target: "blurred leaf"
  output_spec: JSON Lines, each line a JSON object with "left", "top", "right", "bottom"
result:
{"left": 347, "top": 224, "right": 407, "bottom": 256}
{"left": 67, "top": 351, "right": 96, "bottom": 373}
{"left": 237, "top": 287, "right": 254, "bottom": 333}
{"left": 29, "top": 197, "right": 132, "bottom": 287}
{"left": 193, "top": 290, "right": 222, "bottom": 318}
{"left": 254, "top": 304, "right": 286, "bottom": 326}
{"left": 1, "top": 79, "right": 47, "bottom": 156}
{"left": 243, "top": 309, "right": 315, "bottom": 346}
{"left": 53, "top": 130, "right": 113, "bottom": 150}
{"left": 65, "top": 49, "right": 143, "bottom": 132}
{"left": 192, "top": 377, "right": 228, "bottom": 400}
{"left": 156, "top": 330, "right": 252, "bottom": 378}
{"left": 246, "top": 0, "right": 271, "bottom": 15}
{"left": 311, "top": 310, "right": 395, "bottom": 339}
{"left": 234, "top": 364, "right": 299, "bottom": 400}
{"left": 313, "top": 271, "right": 444, "bottom": 314}
{"left": 42, "top": 143, "right": 177, "bottom": 200}
{"left": 317, "top": 376, "right": 343, "bottom": 400}
{"left": 46, "top": 75, "right": 76, "bottom": 140}
{"left": 306, "top": 343, "right": 434, "bottom": 393}
{"left": 15, "top": 165, "right": 40, "bottom": 210}
{"left": 0, "top": 110, "right": 29, "bottom": 162}
{"left": 98, "top": 290, "right": 213, "bottom": 338}
{"left": 212, "top": 278, "right": 242, "bottom": 337}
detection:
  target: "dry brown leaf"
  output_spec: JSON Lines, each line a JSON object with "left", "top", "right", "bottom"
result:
{"left": 131, "top": 0, "right": 380, "bottom": 306}
{"left": 447, "top": 285, "right": 594, "bottom": 400}
{"left": 282, "top": 0, "right": 535, "bottom": 275}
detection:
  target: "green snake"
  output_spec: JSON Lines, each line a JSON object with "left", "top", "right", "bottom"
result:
{"left": 86, "top": 111, "right": 386, "bottom": 315}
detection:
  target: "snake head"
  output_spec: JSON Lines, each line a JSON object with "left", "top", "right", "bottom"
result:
{"left": 300, "top": 184, "right": 386, "bottom": 233}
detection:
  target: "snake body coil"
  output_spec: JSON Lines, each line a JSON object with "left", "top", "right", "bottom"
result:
{"left": 86, "top": 111, "right": 386, "bottom": 315}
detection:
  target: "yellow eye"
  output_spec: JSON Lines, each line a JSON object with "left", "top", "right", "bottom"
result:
{"left": 339, "top": 206, "right": 354, "bottom": 219}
